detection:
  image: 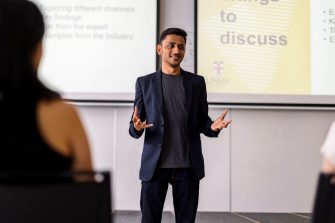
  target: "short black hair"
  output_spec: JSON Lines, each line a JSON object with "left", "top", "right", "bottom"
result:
{"left": 159, "top": 28, "right": 187, "bottom": 44}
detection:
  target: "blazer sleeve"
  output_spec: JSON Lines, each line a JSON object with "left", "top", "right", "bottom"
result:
{"left": 129, "top": 78, "right": 146, "bottom": 139}
{"left": 198, "top": 76, "right": 220, "bottom": 137}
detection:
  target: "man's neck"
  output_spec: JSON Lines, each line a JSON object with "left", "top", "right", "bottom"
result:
{"left": 162, "top": 65, "right": 181, "bottom": 75}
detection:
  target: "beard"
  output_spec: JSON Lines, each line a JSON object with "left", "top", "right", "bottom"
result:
{"left": 167, "top": 56, "right": 182, "bottom": 68}
{"left": 168, "top": 61, "right": 181, "bottom": 68}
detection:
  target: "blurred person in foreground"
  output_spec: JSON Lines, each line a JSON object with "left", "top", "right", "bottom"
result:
{"left": 312, "top": 121, "right": 335, "bottom": 223}
{"left": 0, "top": 0, "right": 92, "bottom": 173}
{"left": 320, "top": 121, "right": 335, "bottom": 175}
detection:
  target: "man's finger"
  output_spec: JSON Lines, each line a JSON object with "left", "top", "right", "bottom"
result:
{"left": 219, "top": 110, "right": 229, "bottom": 120}
{"left": 223, "top": 120, "right": 232, "bottom": 127}
{"left": 144, "top": 124, "right": 153, "bottom": 129}
{"left": 142, "top": 120, "right": 153, "bottom": 128}
{"left": 135, "top": 119, "right": 142, "bottom": 128}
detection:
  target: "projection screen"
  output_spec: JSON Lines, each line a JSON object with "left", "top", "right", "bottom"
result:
{"left": 31, "top": 0, "right": 158, "bottom": 101}
{"left": 197, "top": 0, "right": 335, "bottom": 105}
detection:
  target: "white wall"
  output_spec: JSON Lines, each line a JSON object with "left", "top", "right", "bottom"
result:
{"left": 74, "top": 0, "right": 335, "bottom": 213}
{"left": 230, "top": 108, "right": 334, "bottom": 212}
{"left": 76, "top": 102, "right": 335, "bottom": 213}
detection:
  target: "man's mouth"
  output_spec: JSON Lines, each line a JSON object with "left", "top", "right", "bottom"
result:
{"left": 170, "top": 55, "right": 181, "bottom": 60}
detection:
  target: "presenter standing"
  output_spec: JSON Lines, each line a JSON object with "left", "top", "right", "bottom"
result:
{"left": 129, "top": 28, "right": 231, "bottom": 223}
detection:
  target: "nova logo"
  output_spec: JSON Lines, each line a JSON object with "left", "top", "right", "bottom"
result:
{"left": 213, "top": 61, "right": 224, "bottom": 76}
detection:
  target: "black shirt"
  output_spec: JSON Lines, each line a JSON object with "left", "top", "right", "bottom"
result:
{"left": 158, "top": 72, "right": 191, "bottom": 168}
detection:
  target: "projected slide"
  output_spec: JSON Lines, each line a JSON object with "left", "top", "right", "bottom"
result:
{"left": 197, "top": 0, "right": 335, "bottom": 103}
{"left": 32, "top": 0, "right": 157, "bottom": 100}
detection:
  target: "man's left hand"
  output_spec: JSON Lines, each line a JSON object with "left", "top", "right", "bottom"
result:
{"left": 211, "top": 110, "right": 232, "bottom": 132}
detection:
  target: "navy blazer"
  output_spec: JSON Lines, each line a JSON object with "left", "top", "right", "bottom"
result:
{"left": 129, "top": 69, "right": 219, "bottom": 181}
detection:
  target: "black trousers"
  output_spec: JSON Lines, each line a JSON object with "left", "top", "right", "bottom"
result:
{"left": 140, "top": 168, "right": 199, "bottom": 223}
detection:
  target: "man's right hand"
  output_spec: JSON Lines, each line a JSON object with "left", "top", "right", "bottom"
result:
{"left": 132, "top": 106, "right": 153, "bottom": 131}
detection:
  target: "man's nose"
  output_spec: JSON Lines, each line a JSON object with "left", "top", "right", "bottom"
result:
{"left": 172, "top": 47, "right": 181, "bottom": 54}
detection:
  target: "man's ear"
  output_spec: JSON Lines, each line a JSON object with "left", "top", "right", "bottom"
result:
{"left": 156, "top": 44, "right": 162, "bottom": 55}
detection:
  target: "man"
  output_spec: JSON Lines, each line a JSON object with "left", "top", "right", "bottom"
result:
{"left": 129, "top": 28, "right": 231, "bottom": 223}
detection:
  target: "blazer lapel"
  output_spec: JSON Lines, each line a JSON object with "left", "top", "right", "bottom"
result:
{"left": 153, "top": 70, "right": 164, "bottom": 119}
{"left": 182, "top": 69, "right": 193, "bottom": 118}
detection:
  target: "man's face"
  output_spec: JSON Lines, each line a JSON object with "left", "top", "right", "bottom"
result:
{"left": 157, "top": 34, "right": 186, "bottom": 68}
